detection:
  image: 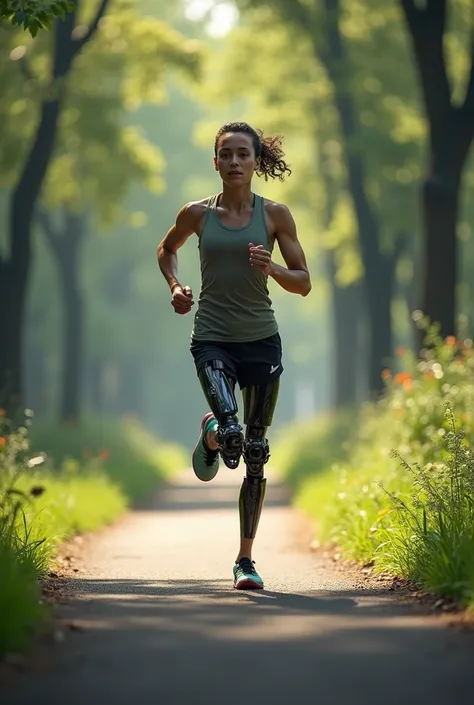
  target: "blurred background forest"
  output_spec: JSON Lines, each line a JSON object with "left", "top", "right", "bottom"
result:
{"left": 1, "top": 0, "right": 474, "bottom": 451}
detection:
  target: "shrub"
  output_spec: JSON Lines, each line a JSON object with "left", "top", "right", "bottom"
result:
{"left": 274, "top": 330, "right": 474, "bottom": 607}
{"left": 0, "top": 414, "right": 126, "bottom": 656}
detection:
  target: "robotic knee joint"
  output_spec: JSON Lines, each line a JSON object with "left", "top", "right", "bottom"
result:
{"left": 239, "top": 429, "right": 270, "bottom": 539}
{"left": 243, "top": 436, "right": 270, "bottom": 479}
{"left": 216, "top": 415, "right": 244, "bottom": 470}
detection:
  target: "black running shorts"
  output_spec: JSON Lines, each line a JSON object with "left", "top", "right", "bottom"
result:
{"left": 190, "top": 333, "right": 283, "bottom": 389}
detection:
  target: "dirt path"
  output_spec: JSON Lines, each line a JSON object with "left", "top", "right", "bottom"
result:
{"left": 3, "top": 467, "right": 474, "bottom": 704}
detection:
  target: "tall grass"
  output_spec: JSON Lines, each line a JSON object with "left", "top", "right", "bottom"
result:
{"left": 0, "top": 412, "right": 185, "bottom": 656}
{"left": 274, "top": 330, "right": 474, "bottom": 608}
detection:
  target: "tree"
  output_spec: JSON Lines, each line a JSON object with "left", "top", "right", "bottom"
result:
{"left": 400, "top": 0, "right": 474, "bottom": 338}
{"left": 0, "top": 0, "right": 110, "bottom": 415}
{"left": 20, "top": 4, "right": 200, "bottom": 423}
{"left": 0, "top": 0, "right": 74, "bottom": 35}
{"left": 228, "top": 1, "right": 422, "bottom": 393}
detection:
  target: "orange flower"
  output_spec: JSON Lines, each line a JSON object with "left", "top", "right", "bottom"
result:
{"left": 381, "top": 368, "right": 392, "bottom": 381}
{"left": 424, "top": 370, "right": 434, "bottom": 380}
{"left": 98, "top": 448, "right": 110, "bottom": 461}
{"left": 396, "top": 346, "right": 406, "bottom": 357}
{"left": 0, "top": 437, "right": 6, "bottom": 446}
{"left": 0, "top": 409, "right": 5, "bottom": 417}
{"left": 394, "top": 371, "right": 412, "bottom": 385}
{"left": 402, "top": 378, "right": 413, "bottom": 392}
{"left": 445, "top": 336, "right": 457, "bottom": 347}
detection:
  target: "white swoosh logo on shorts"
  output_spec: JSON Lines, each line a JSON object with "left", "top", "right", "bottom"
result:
{"left": 270, "top": 364, "right": 280, "bottom": 374}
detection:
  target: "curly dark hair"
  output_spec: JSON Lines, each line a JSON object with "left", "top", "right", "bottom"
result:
{"left": 214, "top": 121, "right": 291, "bottom": 182}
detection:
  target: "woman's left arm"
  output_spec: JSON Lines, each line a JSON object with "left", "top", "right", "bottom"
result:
{"left": 249, "top": 203, "right": 311, "bottom": 296}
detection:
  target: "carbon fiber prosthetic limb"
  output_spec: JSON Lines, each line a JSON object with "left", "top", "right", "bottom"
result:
{"left": 198, "top": 361, "right": 280, "bottom": 538}
{"left": 240, "top": 379, "right": 280, "bottom": 539}
{"left": 198, "top": 361, "right": 243, "bottom": 469}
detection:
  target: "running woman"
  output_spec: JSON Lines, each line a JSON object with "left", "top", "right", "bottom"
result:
{"left": 157, "top": 121, "right": 311, "bottom": 590}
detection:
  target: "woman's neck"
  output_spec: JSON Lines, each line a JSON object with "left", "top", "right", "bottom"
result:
{"left": 219, "top": 183, "right": 254, "bottom": 212}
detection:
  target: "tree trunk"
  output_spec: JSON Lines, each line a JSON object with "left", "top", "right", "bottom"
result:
{"left": 0, "top": 1, "right": 109, "bottom": 413}
{"left": 400, "top": 0, "right": 474, "bottom": 337}
{"left": 422, "top": 175, "right": 459, "bottom": 337}
{"left": 326, "top": 253, "right": 360, "bottom": 408}
{"left": 0, "top": 268, "right": 24, "bottom": 416}
{"left": 58, "top": 219, "right": 84, "bottom": 424}
{"left": 88, "top": 357, "right": 104, "bottom": 414}
{"left": 24, "top": 339, "right": 47, "bottom": 414}
{"left": 367, "top": 259, "right": 395, "bottom": 392}
{"left": 38, "top": 209, "right": 86, "bottom": 424}
{"left": 319, "top": 0, "right": 395, "bottom": 394}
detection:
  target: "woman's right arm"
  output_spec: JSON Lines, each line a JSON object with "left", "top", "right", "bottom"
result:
{"left": 157, "top": 202, "right": 204, "bottom": 315}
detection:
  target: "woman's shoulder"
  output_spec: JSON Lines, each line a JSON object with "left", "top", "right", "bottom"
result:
{"left": 183, "top": 196, "right": 213, "bottom": 217}
{"left": 262, "top": 198, "right": 293, "bottom": 226}
{"left": 178, "top": 196, "right": 215, "bottom": 231}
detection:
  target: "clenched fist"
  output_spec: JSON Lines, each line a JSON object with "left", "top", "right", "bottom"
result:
{"left": 171, "top": 285, "right": 194, "bottom": 315}
{"left": 249, "top": 243, "right": 273, "bottom": 276}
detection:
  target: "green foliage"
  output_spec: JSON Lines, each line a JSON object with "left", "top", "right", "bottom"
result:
{"left": 0, "top": 0, "right": 74, "bottom": 36}
{"left": 29, "top": 414, "right": 185, "bottom": 500}
{"left": 275, "top": 331, "right": 474, "bottom": 606}
{"left": 0, "top": 1, "right": 203, "bottom": 227}
{"left": 0, "top": 413, "right": 126, "bottom": 655}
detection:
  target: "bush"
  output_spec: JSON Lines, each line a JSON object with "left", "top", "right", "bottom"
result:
{"left": 274, "top": 330, "right": 474, "bottom": 608}
{"left": 29, "top": 414, "right": 186, "bottom": 502}
{"left": 0, "top": 416, "right": 126, "bottom": 655}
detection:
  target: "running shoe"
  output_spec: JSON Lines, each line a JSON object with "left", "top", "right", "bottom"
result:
{"left": 192, "top": 412, "right": 219, "bottom": 482}
{"left": 233, "top": 557, "right": 264, "bottom": 590}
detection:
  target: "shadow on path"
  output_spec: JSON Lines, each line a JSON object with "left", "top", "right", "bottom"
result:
{"left": 3, "top": 470, "right": 474, "bottom": 705}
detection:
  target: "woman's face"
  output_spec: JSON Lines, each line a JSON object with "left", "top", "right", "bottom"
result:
{"left": 214, "top": 132, "right": 258, "bottom": 186}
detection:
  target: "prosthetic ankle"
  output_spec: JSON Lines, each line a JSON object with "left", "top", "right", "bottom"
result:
{"left": 198, "top": 360, "right": 243, "bottom": 469}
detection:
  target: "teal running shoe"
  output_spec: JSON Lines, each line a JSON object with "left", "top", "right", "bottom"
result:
{"left": 233, "top": 557, "right": 264, "bottom": 590}
{"left": 192, "top": 412, "right": 219, "bottom": 482}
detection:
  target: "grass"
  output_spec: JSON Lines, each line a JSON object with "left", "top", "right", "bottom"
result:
{"left": 0, "top": 413, "right": 186, "bottom": 657}
{"left": 274, "top": 329, "right": 474, "bottom": 609}
{"left": 29, "top": 414, "right": 186, "bottom": 501}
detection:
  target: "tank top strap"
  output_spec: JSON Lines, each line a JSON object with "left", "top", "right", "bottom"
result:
{"left": 255, "top": 194, "right": 271, "bottom": 248}
{"left": 197, "top": 195, "right": 218, "bottom": 237}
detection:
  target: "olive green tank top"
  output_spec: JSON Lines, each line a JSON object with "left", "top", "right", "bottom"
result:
{"left": 191, "top": 193, "right": 279, "bottom": 342}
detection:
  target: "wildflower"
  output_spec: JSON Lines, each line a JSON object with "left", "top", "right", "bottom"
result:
{"left": 445, "top": 336, "right": 457, "bottom": 347}
{"left": 381, "top": 368, "right": 392, "bottom": 381}
{"left": 27, "top": 454, "right": 46, "bottom": 468}
{"left": 0, "top": 437, "right": 6, "bottom": 446}
{"left": 396, "top": 346, "right": 406, "bottom": 357}
{"left": 424, "top": 370, "right": 434, "bottom": 380}
{"left": 98, "top": 448, "right": 110, "bottom": 461}
{"left": 0, "top": 409, "right": 5, "bottom": 417}
{"left": 394, "top": 371, "right": 412, "bottom": 385}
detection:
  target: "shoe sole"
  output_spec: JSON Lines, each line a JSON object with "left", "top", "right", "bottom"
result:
{"left": 192, "top": 412, "right": 217, "bottom": 481}
{"left": 234, "top": 579, "right": 264, "bottom": 590}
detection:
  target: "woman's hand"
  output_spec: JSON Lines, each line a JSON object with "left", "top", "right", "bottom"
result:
{"left": 171, "top": 285, "right": 194, "bottom": 315}
{"left": 249, "top": 243, "right": 273, "bottom": 276}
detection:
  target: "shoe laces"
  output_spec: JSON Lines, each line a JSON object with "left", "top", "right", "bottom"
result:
{"left": 238, "top": 557, "right": 256, "bottom": 575}
{"left": 202, "top": 437, "right": 218, "bottom": 466}
{"left": 204, "top": 446, "right": 218, "bottom": 466}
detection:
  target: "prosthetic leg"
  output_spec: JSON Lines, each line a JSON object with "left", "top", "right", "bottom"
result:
{"left": 239, "top": 379, "right": 280, "bottom": 539}
{"left": 198, "top": 360, "right": 243, "bottom": 469}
